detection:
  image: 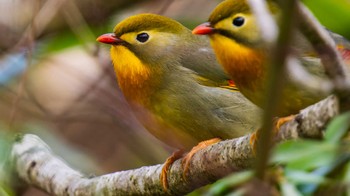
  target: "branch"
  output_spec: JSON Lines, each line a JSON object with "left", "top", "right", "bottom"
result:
{"left": 247, "top": 0, "right": 277, "bottom": 44}
{"left": 297, "top": 2, "right": 348, "bottom": 83}
{"left": 296, "top": 2, "right": 350, "bottom": 111}
{"left": 247, "top": 0, "right": 299, "bottom": 179}
{"left": 10, "top": 96, "right": 338, "bottom": 196}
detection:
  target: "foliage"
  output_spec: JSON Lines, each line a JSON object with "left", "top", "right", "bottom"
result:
{"left": 303, "top": 0, "right": 350, "bottom": 39}
{"left": 0, "top": 130, "right": 14, "bottom": 196}
{"left": 204, "top": 112, "right": 350, "bottom": 195}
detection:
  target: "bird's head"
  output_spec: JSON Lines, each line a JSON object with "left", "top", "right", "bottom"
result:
{"left": 193, "top": 0, "right": 278, "bottom": 48}
{"left": 97, "top": 14, "right": 191, "bottom": 102}
{"left": 97, "top": 13, "right": 189, "bottom": 67}
{"left": 191, "top": 0, "right": 280, "bottom": 94}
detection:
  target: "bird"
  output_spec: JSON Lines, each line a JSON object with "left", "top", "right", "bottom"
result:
{"left": 192, "top": 0, "right": 350, "bottom": 117}
{"left": 96, "top": 13, "right": 262, "bottom": 190}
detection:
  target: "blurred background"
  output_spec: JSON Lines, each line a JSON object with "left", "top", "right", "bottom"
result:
{"left": 0, "top": 0, "right": 349, "bottom": 195}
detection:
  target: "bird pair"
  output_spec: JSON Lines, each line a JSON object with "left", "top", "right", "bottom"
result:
{"left": 97, "top": 0, "right": 350, "bottom": 191}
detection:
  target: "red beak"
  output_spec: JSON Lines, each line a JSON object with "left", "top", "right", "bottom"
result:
{"left": 192, "top": 22, "right": 216, "bottom": 35}
{"left": 96, "top": 33, "right": 124, "bottom": 45}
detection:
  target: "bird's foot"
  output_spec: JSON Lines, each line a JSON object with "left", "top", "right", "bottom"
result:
{"left": 274, "top": 115, "right": 295, "bottom": 130}
{"left": 182, "top": 138, "right": 221, "bottom": 180}
{"left": 249, "top": 132, "right": 258, "bottom": 155}
{"left": 160, "top": 138, "right": 222, "bottom": 191}
{"left": 160, "top": 150, "right": 184, "bottom": 191}
{"left": 249, "top": 115, "right": 296, "bottom": 154}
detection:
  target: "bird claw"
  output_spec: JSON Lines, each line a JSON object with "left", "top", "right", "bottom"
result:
{"left": 274, "top": 115, "right": 295, "bottom": 130}
{"left": 181, "top": 138, "right": 221, "bottom": 181}
{"left": 160, "top": 150, "right": 184, "bottom": 191}
{"left": 160, "top": 138, "right": 222, "bottom": 190}
{"left": 249, "top": 114, "right": 296, "bottom": 154}
{"left": 249, "top": 132, "right": 258, "bottom": 155}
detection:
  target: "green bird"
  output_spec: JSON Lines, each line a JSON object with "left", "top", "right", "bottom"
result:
{"left": 193, "top": 0, "right": 350, "bottom": 116}
{"left": 97, "top": 13, "right": 262, "bottom": 190}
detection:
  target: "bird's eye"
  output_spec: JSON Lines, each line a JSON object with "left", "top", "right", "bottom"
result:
{"left": 233, "top": 17, "right": 245, "bottom": 27}
{"left": 136, "top": 33, "right": 149, "bottom": 43}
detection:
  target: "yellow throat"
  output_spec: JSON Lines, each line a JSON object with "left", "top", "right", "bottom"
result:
{"left": 110, "top": 45, "right": 156, "bottom": 105}
{"left": 210, "top": 34, "right": 265, "bottom": 92}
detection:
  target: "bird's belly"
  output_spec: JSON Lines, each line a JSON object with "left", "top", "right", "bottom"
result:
{"left": 129, "top": 95, "right": 260, "bottom": 150}
{"left": 240, "top": 81, "right": 326, "bottom": 116}
{"left": 128, "top": 103, "right": 208, "bottom": 150}
{"left": 279, "top": 84, "right": 326, "bottom": 116}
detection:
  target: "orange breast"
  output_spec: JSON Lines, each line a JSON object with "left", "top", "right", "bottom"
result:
{"left": 210, "top": 34, "right": 266, "bottom": 105}
{"left": 110, "top": 46, "right": 159, "bottom": 106}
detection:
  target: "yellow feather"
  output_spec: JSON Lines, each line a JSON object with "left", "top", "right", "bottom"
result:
{"left": 210, "top": 34, "right": 264, "bottom": 89}
{"left": 111, "top": 46, "right": 151, "bottom": 85}
{"left": 209, "top": 34, "right": 266, "bottom": 107}
{"left": 110, "top": 45, "right": 153, "bottom": 103}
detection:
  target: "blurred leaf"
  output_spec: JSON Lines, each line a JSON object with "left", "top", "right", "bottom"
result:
{"left": 223, "top": 188, "right": 246, "bottom": 196}
{"left": 43, "top": 31, "right": 81, "bottom": 53}
{"left": 207, "top": 171, "right": 253, "bottom": 196}
{"left": 0, "top": 129, "right": 12, "bottom": 169}
{"left": 272, "top": 140, "right": 338, "bottom": 170}
{"left": 324, "top": 111, "right": 350, "bottom": 143}
{"left": 187, "top": 184, "right": 210, "bottom": 196}
{"left": 343, "top": 160, "right": 350, "bottom": 183}
{"left": 0, "top": 186, "right": 13, "bottom": 196}
{"left": 303, "top": 0, "right": 350, "bottom": 40}
{"left": 286, "top": 151, "right": 337, "bottom": 171}
{"left": 0, "top": 129, "right": 14, "bottom": 196}
{"left": 280, "top": 180, "right": 303, "bottom": 196}
{"left": 285, "top": 169, "right": 330, "bottom": 185}
{"left": 343, "top": 161, "right": 350, "bottom": 195}
{"left": 0, "top": 51, "right": 27, "bottom": 84}
{"left": 298, "top": 158, "right": 346, "bottom": 195}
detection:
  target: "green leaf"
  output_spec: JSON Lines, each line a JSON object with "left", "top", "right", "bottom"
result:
{"left": 280, "top": 180, "right": 303, "bottom": 196}
{"left": 43, "top": 31, "right": 81, "bottom": 53}
{"left": 287, "top": 154, "right": 335, "bottom": 171}
{"left": 0, "top": 130, "right": 14, "bottom": 196}
{"left": 224, "top": 188, "right": 247, "bottom": 196}
{"left": 342, "top": 160, "right": 350, "bottom": 183}
{"left": 303, "top": 0, "right": 350, "bottom": 40}
{"left": 324, "top": 111, "right": 350, "bottom": 143}
{"left": 271, "top": 140, "right": 338, "bottom": 170}
{"left": 299, "top": 157, "right": 349, "bottom": 194}
{"left": 285, "top": 169, "right": 330, "bottom": 185}
{"left": 207, "top": 171, "right": 253, "bottom": 196}
{"left": 0, "top": 186, "right": 12, "bottom": 196}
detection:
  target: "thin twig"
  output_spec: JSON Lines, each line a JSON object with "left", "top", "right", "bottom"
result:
{"left": 156, "top": 0, "right": 176, "bottom": 15}
{"left": 62, "top": 0, "right": 96, "bottom": 53}
{"left": 296, "top": 2, "right": 350, "bottom": 111}
{"left": 14, "top": 0, "right": 67, "bottom": 50}
{"left": 247, "top": 0, "right": 298, "bottom": 180}
{"left": 247, "top": 0, "right": 277, "bottom": 44}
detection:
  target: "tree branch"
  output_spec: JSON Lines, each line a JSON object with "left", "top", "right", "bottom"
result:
{"left": 247, "top": 0, "right": 299, "bottom": 179}
{"left": 10, "top": 96, "right": 338, "bottom": 195}
{"left": 297, "top": 2, "right": 348, "bottom": 82}
{"left": 296, "top": 2, "right": 350, "bottom": 112}
{"left": 247, "top": 0, "right": 277, "bottom": 44}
